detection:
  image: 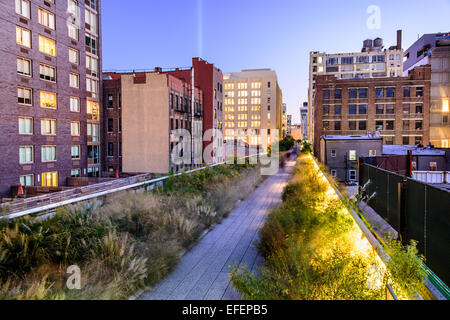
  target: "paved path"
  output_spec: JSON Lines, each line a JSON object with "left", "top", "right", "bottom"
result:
{"left": 140, "top": 155, "right": 297, "bottom": 300}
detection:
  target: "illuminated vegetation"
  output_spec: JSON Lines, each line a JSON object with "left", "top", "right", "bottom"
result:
{"left": 230, "top": 154, "right": 426, "bottom": 300}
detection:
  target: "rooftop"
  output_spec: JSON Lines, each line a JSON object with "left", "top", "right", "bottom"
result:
{"left": 383, "top": 145, "right": 447, "bottom": 156}
{"left": 321, "top": 135, "right": 382, "bottom": 141}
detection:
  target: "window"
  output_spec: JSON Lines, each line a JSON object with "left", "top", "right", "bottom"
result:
{"left": 107, "top": 118, "right": 114, "bottom": 132}
{"left": 376, "top": 121, "right": 384, "bottom": 131}
{"left": 369, "top": 150, "right": 377, "bottom": 157}
{"left": 349, "top": 105, "right": 357, "bottom": 115}
{"left": 386, "top": 121, "right": 395, "bottom": 131}
{"left": 334, "top": 105, "right": 341, "bottom": 115}
{"left": 331, "top": 149, "right": 336, "bottom": 158}
{"left": 348, "top": 170, "right": 357, "bottom": 181}
{"left": 18, "top": 87, "right": 32, "bottom": 105}
{"left": 88, "top": 145, "right": 100, "bottom": 164}
{"left": 15, "top": 0, "right": 30, "bottom": 19}
{"left": 384, "top": 137, "right": 394, "bottom": 145}
{"left": 323, "top": 105, "right": 330, "bottom": 115}
{"left": 386, "top": 88, "right": 395, "bottom": 98}
{"left": 359, "top": 105, "right": 367, "bottom": 115}
{"left": 19, "top": 117, "right": 33, "bottom": 135}
{"left": 415, "top": 121, "right": 423, "bottom": 130}
{"left": 85, "top": 9, "right": 98, "bottom": 34}
{"left": 403, "top": 137, "right": 410, "bottom": 145}
{"left": 323, "top": 121, "right": 330, "bottom": 130}
{"left": 86, "top": 56, "right": 99, "bottom": 77}
{"left": 70, "top": 97, "right": 80, "bottom": 112}
{"left": 118, "top": 118, "right": 122, "bottom": 132}
{"left": 386, "top": 104, "right": 395, "bottom": 114}
{"left": 331, "top": 170, "right": 337, "bottom": 178}
{"left": 334, "top": 89, "right": 342, "bottom": 99}
{"left": 41, "top": 119, "right": 57, "bottom": 135}
{"left": 334, "top": 121, "right": 341, "bottom": 131}
{"left": 17, "top": 57, "right": 31, "bottom": 76}
{"left": 87, "top": 100, "right": 100, "bottom": 119}
{"left": 70, "top": 73, "right": 80, "bottom": 88}
{"left": 349, "top": 89, "right": 357, "bottom": 99}
{"left": 429, "top": 162, "right": 437, "bottom": 172}
{"left": 415, "top": 136, "right": 423, "bottom": 145}
{"left": 403, "top": 104, "right": 410, "bottom": 114}
{"left": 20, "top": 174, "right": 34, "bottom": 187}
{"left": 404, "top": 88, "right": 410, "bottom": 97}
{"left": 41, "top": 146, "right": 57, "bottom": 162}
{"left": 71, "top": 121, "right": 80, "bottom": 136}
{"left": 349, "top": 150, "right": 357, "bottom": 161}
{"left": 68, "top": 23, "right": 79, "bottom": 41}
{"left": 40, "top": 91, "right": 57, "bottom": 109}
{"left": 375, "top": 105, "right": 384, "bottom": 115}
{"left": 416, "top": 87, "right": 424, "bottom": 97}
{"left": 87, "top": 0, "right": 98, "bottom": 11}
{"left": 19, "top": 146, "right": 33, "bottom": 164}
{"left": 87, "top": 123, "right": 99, "bottom": 142}
{"left": 71, "top": 145, "right": 80, "bottom": 159}
{"left": 39, "top": 35, "right": 56, "bottom": 56}
{"left": 349, "top": 121, "right": 357, "bottom": 131}
{"left": 85, "top": 34, "right": 98, "bottom": 55}
{"left": 68, "top": 0, "right": 79, "bottom": 15}
{"left": 323, "top": 90, "right": 330, "bottom": 99}
{"left": 69, "top": 48, "right": 79, "bottom": 65}
{"left": 16, "top": 26, "right": 31, "bottom": 48}
{"left": 38, "top": 8, "right": 55, "bottom": 30}
{"left": 403, "top": 120, "right": 410, "bottom": 131}
{"left": 415, "top": 104, "right": 423, "bottom": 114}
{"left": 86, "top": 78, "right": 99, "bottom": 98}
{"left": 39, "top": 64, "right": 56, "bottom": 82}
{"left": 341, "top": 57, "right": 353, "bottom": 65}
{"left": 71, "top": 169, "right": 81, "bottom": 178}
{"left": 108, "top": 143, "right": 114, "bottom": 157}
{"left": 359, "top": 88, "right": 368, "bottom": 99}
{"left": 41, "top": 172, "right": 58, "bottom": 187}
{"left": 376, "top": 88, "right": 384, "bottom": 98}
{"left": 359, "top": 121, "right": 367, "bottom": 131}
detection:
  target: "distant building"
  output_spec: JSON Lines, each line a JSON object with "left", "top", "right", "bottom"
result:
{"left": 308, "top": 30, "right": 404, "bottom": 150}
{"left": 403, "top": 32, "right": 450, "bottom": 148}
{"left": 290, "top": 125, "right": 303, "bottom": 141}
{"left": 313, "top": 65, "right": 432, "bottom": 157}
{"left": 300, "top": 102, "right": 308, "bottom": 140}
{"left": 282, "top": 103, "right": 287, "bottom": 137}
{"left": 287, "top": 115, "right": 292, "bottom": 135}
{"left": 320, "top": 135, "right": 383, "bottom": 182}
{"left": 223, "top": 69, "right": 283, "bottom": 147}
{"left": 0, "top": 0, "right": 102, "bottom": 197}
{"left": 102, "top": 71, "right": 203, "bottom": 174}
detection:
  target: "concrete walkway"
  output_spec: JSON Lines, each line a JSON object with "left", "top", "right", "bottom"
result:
{"left": 140, "top": 155, "right": 297, "bottom": 300}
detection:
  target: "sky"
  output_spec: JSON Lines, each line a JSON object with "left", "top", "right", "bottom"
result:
{"left": 102, "top": 0, "right": 450, "bottom": 124}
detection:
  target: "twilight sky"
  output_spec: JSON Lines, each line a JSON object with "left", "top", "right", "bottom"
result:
{"left": 102, "top": 0, "right": 450, "bottom": 123}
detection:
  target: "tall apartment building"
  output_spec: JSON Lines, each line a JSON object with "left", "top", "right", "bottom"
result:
{"left": 313, "top": 65, "right": 431, "bottom": 157}
{"left": 282, "top": 103, "right": 287, "bottom": 137}
{"left": 403, "top": 32, "right": 450, "bottom": 148}
{"left": 223, "top": 69, "right": 283, "bottom": 147}
{"left": 308, "top": 31, "right": 404, "bottom": 150}
{"left": 0, "top": 0, "right": 102, "bottom": 197}
{"left": 300, "top": 102, "right": 308, "bottom": 140}
{"left": 102, "top": 70, "right": 203, "bottom": 174}
{"left": 165, "top": 57, "right": 224, "bottom": 164}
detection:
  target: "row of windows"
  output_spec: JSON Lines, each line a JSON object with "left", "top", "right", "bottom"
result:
{"left": 18, "top": 88, "right": 100, "bottom": 110}
{"left": 322, "top": 103, "right": 424, "bottom": 116}
{"left": 18, "top": 117, "right": 99, "bottom": 138}
{"left": 323, "top": 87, "right": 424, "bottom": 100}
{"left": 19, "top": 145, "right": 80, "bottom": 164}
{"left": 19, "top": 166, "right": 102, "bottom": 187}
{"left": 323, "top": 120, "right": 424, "bottom": 131}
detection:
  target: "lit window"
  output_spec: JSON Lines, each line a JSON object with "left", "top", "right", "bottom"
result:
{"left": 41, "top": 172, "right": 58, "bottom": 187}
{"left": 38, "top": 8, "right": 55, "bottom": 30}
{"left": 429, "top": 162, "right": 437, "bottom": 172}
{"left": 15, "top": 0, "right": 30, "bottom": 19}
{"left": 19, "top": 146, "right": 33, "bottom": 164}
{"left": 16, "top": 26, "right": 31, "bottom": 48}
{"left": 369, "top": 150, "right": 377, "bottom": 157}
{"left": 443, "top": 99, "right": 449, "bottom": 113}
{"left": 41, "top": 146, "right": 57, "bottom": 162}
{"left": 41, "top": 119, "right": 57, "bottom": 135}
{"left": 349, "top": 150, "right": 357, "bottom": 161}
{"left": 19, "top": 117, "right": 33, "bottom": 135}
{"left": 17, "top": 57, "right": 31, "bottom": 76}
{"left": 87, "top": 100, "right": 99, "bottom": 120}
{"left": 40, "top": 91, "right": 57, "bottom": 109}
{"left": 39, "top": 35, "right": 56, "bottom": 56}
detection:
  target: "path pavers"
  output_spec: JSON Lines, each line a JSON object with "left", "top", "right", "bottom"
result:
{"left": 140, "top": 156, "right": 296, "bottom": 300}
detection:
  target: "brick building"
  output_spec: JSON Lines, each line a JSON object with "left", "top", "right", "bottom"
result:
{"left": 313, "top": 65, "right": 431, "bottom": 158}
{"left": 102, "top": 70, "right": 203, "bottom": 174}
{"left": 0, "top": 0, "right": 102, "bottom": 197}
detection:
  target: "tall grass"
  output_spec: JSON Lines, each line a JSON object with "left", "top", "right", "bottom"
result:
{"left": 0, "top": 163, "right": 262, "bottom": 300}
{"left": 230, "top": 155, "right": 426, "bottom": 300}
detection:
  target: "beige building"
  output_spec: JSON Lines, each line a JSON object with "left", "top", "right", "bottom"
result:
{"left": 308, "top": 31, "right": 404, "bottom": 150}
{"left": 223, "top": 69, "right": 283, "bottom": 147}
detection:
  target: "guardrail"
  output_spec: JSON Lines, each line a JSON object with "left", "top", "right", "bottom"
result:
{"left": 0, "top": 154, "right": 263, "bottom": 221}
{"left": 311, "top": 155, "right": 448, "bottom": 300}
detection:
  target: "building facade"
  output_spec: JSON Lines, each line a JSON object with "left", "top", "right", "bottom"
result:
{"left": 165, "top": 58, "right": 224, "bottom": 164}
{"left": 223, "top": 69, "right": 283, "bottom": 147}
{"left": 300, "top": 102, "right": 308, "bottom": 140}
{"left": 102, "top": 71, "right": 203, "bottom": 174}
{"left": 403, "top": 32, "right": 450, "bottom": 148}
{"left": 313, "top": 66, "right": 432, "bottom": 157}
{"left": 320, "top": 135, "right": 383, "bottom": 182}
{"left": 0, "top": 0, "right": 102, "bottom": 197}
{"left": 308, "top": 31, "right": 404, "bottom": 150}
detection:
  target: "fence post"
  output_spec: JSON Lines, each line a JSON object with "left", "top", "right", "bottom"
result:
{"left": 397, "top": 179, "right": 407, "bottom": 245}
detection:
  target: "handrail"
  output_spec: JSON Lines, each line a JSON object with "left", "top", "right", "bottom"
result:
{"left": 0, "top": 154, "right": 264, "bottom": 221}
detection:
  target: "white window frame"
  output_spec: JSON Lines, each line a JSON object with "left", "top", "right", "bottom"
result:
{"left": 71, "top": 145, "right": 81, "bottom": 160}
{"left": 18, "top": 87, "right": 32, "bottom": 105}
{"left": 70, "top": 73, "right": 80, "bottom": 88}
{"left": 17, "top": 57, "right": 32, "bottom": 76}
{"left": 41, "top": 145, "right": 57, "bottom": 162}
{"left": 19, "top": 117, "right": 33, "bottom": 135}
{"left": 69, "top": 48, "right": 79, "bottom": 65}
{"left": 20, "top": 174, "right": 34, "bottom": 187}
{"left": 39, "top": 63, "right": 56, "bottom": 82}
{"left": 70, "top": 97, "right": 80, "bottom": 112}
{"left": 71, "top": 121, "right": 80, "bottom": 136}
{"left": 41, "top": 118, "right": 57, "bottom": 136}
{"left": 16, "top": 26, "right": 31, "bottom": 48}
{"left": 15, "top": 0, "right": 31, "bottom": 19}
{"left": 19, "top": 146, "right": 34, "bottom": 164}
{"left": 38, "top": 8, "right": 55, "bottom": 30}
{"left": 331, "top": 149, "right": 337, "bottom": 158}
{"left": 349, "top": 150, "right": 357, "bottom": 161}
{"left": 348, "top": 170, "right": 357, "bottom": 182}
